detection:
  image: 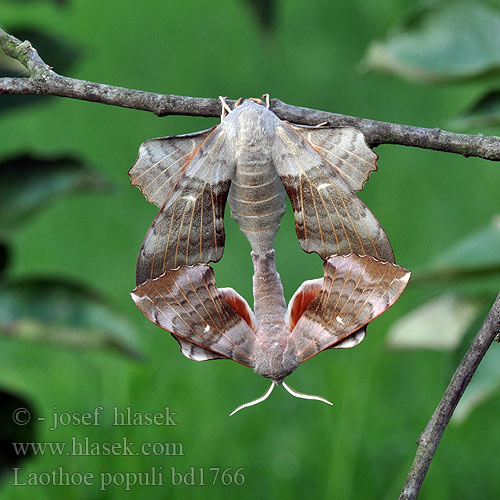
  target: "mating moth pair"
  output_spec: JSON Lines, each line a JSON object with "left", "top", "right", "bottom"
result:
{"left": 129, "top": 97, "right": 410, "bottom": 413}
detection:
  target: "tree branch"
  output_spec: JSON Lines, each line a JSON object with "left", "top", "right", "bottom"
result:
{"left": 1, "top": 28, "right": 499, "bottom": 161}
{"left": 399, "top": 292, "right": 500, "bottom": 500}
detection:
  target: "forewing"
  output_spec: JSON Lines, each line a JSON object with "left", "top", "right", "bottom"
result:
{"left": 135, "top": 127, "right": 234, "bottom": 284}
{"left": 274, "top": 122, "right": 394, "bottom": 262}
{"left": 131, "top": 264, "right": 256, "bottom": 366}
{"left": 292, "top": 254, "right": 410, "bottom": 362}
{"left": 289, "top": 125, "right": 377, "bottom": 192}
{"left": 129, "top": 127, "right": 217, "bottom": 207}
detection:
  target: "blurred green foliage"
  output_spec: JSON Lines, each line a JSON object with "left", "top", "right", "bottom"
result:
{"left": 364, "top": 0, "right": 500, "bottom": 83}
{"left": 387, "top": 216, "right": 500, "bottom": 423}
{"left": 0, "top": 154, "right": 107, "bottom": 231}
{"left": 0, "top": 0, "right": 499, "bottom": 498}
{"left": 452, "top": 90, "right": 500, "bottom": 130}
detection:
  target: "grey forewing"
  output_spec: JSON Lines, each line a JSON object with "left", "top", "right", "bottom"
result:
{"left": 274, "top": 121, "right": 394, "bottom": 262}
{"left": 288, "top": 124, "right": 378, "bottom": 192}
{"left": 129, "top": 127, "right": 217, "bottom": 207}
{"left": 136, "top": 175, "right": 231, "bottom": 285}
{"left": 134, "top": 127, "right": 235, "bottom": 284}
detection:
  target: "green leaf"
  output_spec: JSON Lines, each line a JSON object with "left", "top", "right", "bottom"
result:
{"left": 0, "top": 278, "right": 142, "bottom": 359}
{"left": 0, "top": 154, "right": 109, "bottom": 232}
{"left": 363, "top": 1, "right": 500, "bottom": 83}
{"left": 386, "top": 293, "right": 483, "bottom": 350}
{"left": 451, "top": 89, "right": 500, "bottom": 130}
{"left": 453, "top": 343, "right": 500, "bottom": 423}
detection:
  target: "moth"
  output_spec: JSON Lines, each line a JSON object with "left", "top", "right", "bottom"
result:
{"left": 130, "top": 98, "right": 394, "bottom": 285}
{"left": 131, "top": 251, "right": 410, "bottom": 414}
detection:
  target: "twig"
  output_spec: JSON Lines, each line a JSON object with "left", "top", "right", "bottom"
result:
{"left": 399, "top": 292, "right": 500, "bottom": 500}
{"left": 1, "top": 28, "right": 499, "bottom": 161}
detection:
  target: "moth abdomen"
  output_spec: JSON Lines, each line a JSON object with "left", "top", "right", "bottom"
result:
{"left": 228, "top": 161, "right": 286, "bottom": 255}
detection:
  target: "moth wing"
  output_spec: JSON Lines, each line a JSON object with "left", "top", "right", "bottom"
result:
{"left": 172, "top": 284, "right": 256, "bottom": 362}
{"left": 286, "top": 278, "right": 323, "bottom": 331}
{"left": 330, "top": 327, "right": 366, "bottom": 349}
{"left": 171, "top": 334, "right": 227, "bottom": 361}
{"left": 291, "top": 254, "right": 410, "bottom": 362}
{"left": 134, "top": 127, "right": 235, "bottom": 284}
{"left": 218, "top": 287, "right": 257, "bottom": 330}
{"left": 274, "top": 122, "right": 394, "bottom": 262}
{"left": 289, "top": 125, "right": 377, "bottom": 192}
{"left": 129, "top": 127, "right": 217, "bottom": 207}
{"left": 131, "top": 264, "right": 256, "bottom": 366}
{"left": 287, "top": 276, "right": 367, "bottom": 349}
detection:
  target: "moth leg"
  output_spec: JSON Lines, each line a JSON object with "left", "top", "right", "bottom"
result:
{"left": 219, "top": 95, "right": 232, "bottom": 120}
{"left": 314, "top": 121, "right": 329, "bottom": 128}
{"left": 262, "top": 93, "right": 270, "bottom": 108}
{"left": 234, "top": 97, "right": 243, "bottom": 108}
{"left": 248, "top": 97, "right": 263, "bottom": 105}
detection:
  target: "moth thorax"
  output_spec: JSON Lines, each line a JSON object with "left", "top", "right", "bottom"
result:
{"left": 234, "top": 142, "right": 273, "bottom": 164}
{"left": 231, "top": 104, "right": 276, "bottom": 154}
{"left": 253, "top": 335, "right": 299, "bottom": 384}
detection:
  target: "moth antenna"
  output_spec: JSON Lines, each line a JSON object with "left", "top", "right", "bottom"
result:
{"left": 229, "top": 382, "right": 275, "bottom": 416}
{"left": 282, "top": 382, "right": 333, "bottom": 406}
{"left": 219, "top": 96, "right": 232, "bottom": 120}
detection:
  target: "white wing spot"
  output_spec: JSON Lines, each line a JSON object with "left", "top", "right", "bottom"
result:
{"left": 183, "top": 195, "right": 197, "bottom": 203}
{"left": 336, "top": 316, "right": 345, "bottom": 325}
{"left": 390, "top": 274, "right": 411, "bottom": 287}
{"left": 204, "top": 325, "right": 211, "bottom": 333}
{"left": 317, "top": 183, "right": 332, "bottom": 191}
